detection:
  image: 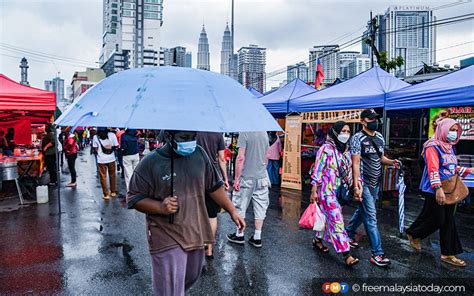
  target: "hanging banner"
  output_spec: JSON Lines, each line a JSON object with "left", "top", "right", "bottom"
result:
{"left": 302, "top": 109, "right": 363, "bottom": 123}
{"left": 281, "top": 115, "right": 303, "bottom": 190}
{"left": 429, "top": 106, "right": 474, "bottom": 140}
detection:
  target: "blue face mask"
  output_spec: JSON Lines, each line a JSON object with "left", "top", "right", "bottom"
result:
{"left": 174, "top": 140, "right": 197, "bottom": 156}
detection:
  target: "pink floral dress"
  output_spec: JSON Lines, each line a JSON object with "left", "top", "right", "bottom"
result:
{"left": 311, "top": 143, "right": 351, "bottom": 253}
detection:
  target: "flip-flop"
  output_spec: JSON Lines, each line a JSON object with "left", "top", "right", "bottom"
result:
{"left": 344, "top": 255, "right": 360, "bottom": 266}
{"left": 441, "top": 256, "right": 466, "bottom": 267}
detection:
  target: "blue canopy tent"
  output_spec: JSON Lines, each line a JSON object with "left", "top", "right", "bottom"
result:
{"left": 290, "top": 66, "right": 410, "bottom": 112}
{"left": 385, "top": 65, "right": 474, "bottom": 110}
{"left": 248, "top": 86, "right": 263, "bottom": 98}
{"left": 259, "top": 78, "right": 316, "bottom": 113}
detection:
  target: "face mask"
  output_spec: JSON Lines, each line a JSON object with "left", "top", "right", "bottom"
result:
{"left": 174, "top": 140, "right": 197, "bottom": 156}
{"left": 366, "top": 121, "right": 378, "bottom": 131}
{"left": 337, "top": 134, "right": 350, "bottom": 144}
{"left": 446, "top": 131, "right": 458, "bottom": 142}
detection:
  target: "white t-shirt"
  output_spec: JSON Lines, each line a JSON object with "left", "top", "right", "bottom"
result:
{"left": 93, "top": 132, "right": 119, "bottom": 164}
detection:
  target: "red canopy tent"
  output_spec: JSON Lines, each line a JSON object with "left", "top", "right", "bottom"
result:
{"left": 0, "top": 74, "right": 56, "bottom": 144}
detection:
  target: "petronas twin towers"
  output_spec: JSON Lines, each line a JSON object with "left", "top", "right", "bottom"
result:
{"left": 196, "top": 23, "right": 237, "bottom": 79}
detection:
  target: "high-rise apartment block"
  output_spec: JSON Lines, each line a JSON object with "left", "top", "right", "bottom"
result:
{"left": 44, "top": 77, "right": 65, "bottom": 101}
{"left": 197, "top": 25, "right": 210, "bottom": 71}
{"left": 348, "top": 54, "right": 371, "bottom": 78}
{"left": 99, "top": 0, "right": 164, "bottom": 77}
{"left": 287, "top": 62, "right": 309, "bottom": 83}
{"left": 363, "top": 5, "right": 435, "bottom": 77}
{"left": 237, "top": 45, "right": 266, "bottom": 94}
{"left": 309, "top": 45, "right": 339, "bottom": 84}
{"left": 339, "top": 51, "right": 359, "bottom": 79}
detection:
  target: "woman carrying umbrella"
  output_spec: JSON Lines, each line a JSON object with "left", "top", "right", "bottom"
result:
{"left": 309, "top": 121, "right": 359, "bottom": 266}
{"left": 406, "top": 118, "right": 474, "bottom": 267}
{"left": 63, "top": 128, "right": 78, "bottom": 187}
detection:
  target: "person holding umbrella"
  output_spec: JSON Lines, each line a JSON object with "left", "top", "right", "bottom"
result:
{"left": 309, "top": 121, "right": 359, "bottom": 266}
{"left": 406, "top": 118, "right": 474, "bottom": 267}
{"left": 127, "top": 130, "right": 245, "bottom": 296}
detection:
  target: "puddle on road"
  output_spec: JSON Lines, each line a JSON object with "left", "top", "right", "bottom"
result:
{"left": 93, "top": 241, "right": 140, "bottom": 280}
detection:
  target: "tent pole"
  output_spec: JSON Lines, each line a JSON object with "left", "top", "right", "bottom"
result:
{"left": 54, "top": 125, "right": 61, "bottom": 215}
{"left": 379, "top": 108, "right": 388, "bottom": 210}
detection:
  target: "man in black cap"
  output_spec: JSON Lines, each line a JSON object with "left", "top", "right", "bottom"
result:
{"left": 346, "top": 108, "right": 400, "bottom": 267}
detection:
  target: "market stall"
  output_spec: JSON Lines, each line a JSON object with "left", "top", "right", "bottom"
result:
{"left": 386, "top": 65, "right": 474, "bottom": 188}
{"left": 282, "top": 67, "right": 409, "bottom": 191}
{"left": 0, "top": 74, "right": 56, "bottom": 203}
{"left": 259, "top": 78, "right": 316, "bottom": 114}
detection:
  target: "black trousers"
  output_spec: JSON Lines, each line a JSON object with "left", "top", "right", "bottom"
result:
{"left": 407, "top": 191, "right": 463, "bottom": 256}
{"left": 66, "top": 154, "right": 77, "bottom": 183}
{"left": 44, "top": 154, "right": 57, "bottom": 183}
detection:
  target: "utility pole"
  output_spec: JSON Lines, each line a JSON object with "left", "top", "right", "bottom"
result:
{"left": 231, "top": 0, "right": 234, "bottom": 55}
{"left": 370, "top": 10, "right": 374, "bottom": 68}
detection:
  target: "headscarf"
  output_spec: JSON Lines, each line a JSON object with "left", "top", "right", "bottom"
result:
{"left": 422, "top": 118, "right": 461, "bottom": 156}
{"left": 268, "top": 131, "right": 278, "bottom": 146}
{"left": 327, "top": 121, "right": 349, "bottom": 153}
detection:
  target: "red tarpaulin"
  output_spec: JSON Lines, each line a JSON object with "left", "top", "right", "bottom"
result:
{"left": 0, "top": 119, "right": 32, "bottom": 145}
{"left": 0, "top": 74, "right": 56, "bottom": 123}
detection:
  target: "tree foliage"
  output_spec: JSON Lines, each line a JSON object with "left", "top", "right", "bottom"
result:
{"left": 365, "top": 18, "right": 405, "bottom": 72}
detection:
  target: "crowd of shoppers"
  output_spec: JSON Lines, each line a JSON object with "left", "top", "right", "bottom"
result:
{"left": 42, "top": 107, "right": 473, "bottom": 295}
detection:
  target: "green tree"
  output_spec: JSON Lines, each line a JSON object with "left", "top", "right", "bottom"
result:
{"left": 364, "top": 18, "right": 404, "bottom": 72}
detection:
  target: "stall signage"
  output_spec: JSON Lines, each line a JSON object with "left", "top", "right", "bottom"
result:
{"left": 302, "top": 109, "right": 363, "bottom": 123}
{"left": 429, "top": 107, "right": 474, "bottom": 140}
{"left": 281, "top": 115, "right": 302, "bottom": 190}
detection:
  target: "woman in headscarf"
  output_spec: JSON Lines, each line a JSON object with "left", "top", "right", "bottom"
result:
{"left": 309, "top": 121, "right": 359, "bottom": 266}
{"left": 266, "top": 131, "right": 282, "bottom": 185}
{"left": 406, "top": 118, "right": 474, "bottom": 267}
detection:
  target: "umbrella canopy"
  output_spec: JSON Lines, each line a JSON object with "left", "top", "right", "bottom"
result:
{"left": 290, "top": 66, "right": 409, "bottom": 112}
{"left": 259, "top": 78, "right": 316, "bottom": 114}
{"left": 56, "top": 67, "right": 281, "bottom": 132}
{"left": 385, "top": 65, "right": 474, "bottom": 110}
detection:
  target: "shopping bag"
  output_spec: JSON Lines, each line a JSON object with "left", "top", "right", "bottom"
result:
{"left": 313, "top": 203, "right": 326, "bottom": 232}
{"left": 298, "top": 203, "right": 316, "bottom": 229}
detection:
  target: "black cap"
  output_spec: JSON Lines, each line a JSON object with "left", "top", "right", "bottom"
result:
{"left": 360, "top": 108, "right": 380, "bottom": 119}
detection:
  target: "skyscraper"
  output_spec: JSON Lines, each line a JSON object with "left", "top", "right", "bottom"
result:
{"left": 347, "top": 54, "right": 371, "bottom": 78}
{"left": 99, "top": 0, "right": 164, "bottom": 77}
{"left": 220, "top": 23, "right": 233, "bottom": 76}
{"left": 363, "top": 5, "right": 435, "bottom": 77}
{"left": 185, "top": 52, "right": 192, "bottom": 68}
{"left": 309, "top": 45, "right": 339, "bottom": 84}
{"left": 197, "top": 25, "right": 210, "bottom": 71}
{"left": 44, "top": 76, "right": 65, "bottom": 101}
{"left": 287, "top": 62, "right": 309, "bottom": 83}
{"left": 237, "top": 45, "right": 266, "bottom": 93}
{"left": 338, "top": 51, "right": 359, "bottom": 79}
{"left": 160, "top": 46, "right": 191, "bottom": 67}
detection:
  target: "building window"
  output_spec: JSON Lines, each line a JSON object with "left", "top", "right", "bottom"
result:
{"left": 144, "top": 4, "right": 159, "bottom": 11}
{"left": 144, "top": 12, "right": 159, "bottom": 19}
{"left": 144, "top": 0, "right": 161, "bottom": 3}
{"left": 123, "top": 2, "right": 135, "bottom": 9}
{"left": 111, "top": 16, "right": 118, "bottom": 21}
{"left": 123, "top": 10, "right": 135, "bottom": 17}
{"left": 111, "top": 3, "right": 118, "bottom": 8}
{"left": 112, "top": 9, "right": 118, "bottom": 15}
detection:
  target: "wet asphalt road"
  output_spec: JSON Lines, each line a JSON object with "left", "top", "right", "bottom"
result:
{"left": 1, "top": 149, "right": 474, "bottom": 295}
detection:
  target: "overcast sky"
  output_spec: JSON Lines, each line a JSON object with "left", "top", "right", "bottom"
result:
{"left": 0, "top": 0, "right": 473, "bottom": 92}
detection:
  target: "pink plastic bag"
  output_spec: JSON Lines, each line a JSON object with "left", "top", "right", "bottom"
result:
{"left": 299, "top": 203, "right": 316, "bottom": 229}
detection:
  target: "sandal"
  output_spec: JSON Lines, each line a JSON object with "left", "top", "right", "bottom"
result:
{"left": 312, "top": 238, "right": 329, "bottom": 253}
{"left": 441, "top": 256, "right": 466, "bottom": 267}
{"left": 344, "top": 255, "right": 360, "bottom": 266}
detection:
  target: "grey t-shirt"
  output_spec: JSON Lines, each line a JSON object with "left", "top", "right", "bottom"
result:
{"left": 350, "top": 131, "right": 385, "bottom": 187}
{"left": 237, "top": 131, "right": 269, "bottom": 179}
